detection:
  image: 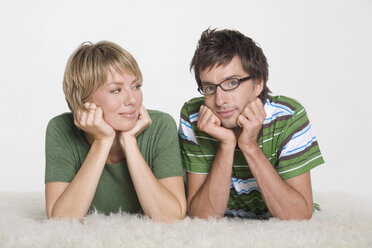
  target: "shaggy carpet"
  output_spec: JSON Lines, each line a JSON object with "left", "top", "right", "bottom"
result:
{"left": 0, "top": 192, "right": 371, "bottom": 248}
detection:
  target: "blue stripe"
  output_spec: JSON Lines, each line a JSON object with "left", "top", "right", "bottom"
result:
{"left": 225, "top": 209, "right": 254, "bottom": 215}
{"left": 282, "top": 124, "right": 312, "bottom": 150}
{"left": 225, "top": 209, "right": 271, "bottom": 218}
{"left": 290, "top": 124, "right": 311, "bottom": 140}
{"left": 266, "top": 100, "right": 294, "bottom": 115}
{"left": 179, "top": 132, "right": 190, "bottom": 140}
{"left": 283, "top": 137, "right": 317, "bottom": 156}
{"left": 231, "top": 178, "right": 256, "bottom": 184}
{"left": 180, "top": 119, "right": 192, "bottom": 129}
{"left": 189, "top": 112, "right": 199, "bottom": 120}
{"left": 234, "top": 187, "right": 260, "bottom": 195}
{"left": 264, "top": 111, "right": 287, "bottom": 122}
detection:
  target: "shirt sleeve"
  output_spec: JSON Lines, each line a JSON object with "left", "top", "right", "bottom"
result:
{"left": 275, "top": 105, "right": 324, "bottom": 180}
{"left": 45, "top": 116, "right": 77, "bottom": 183}
{"left": 178, "top": 101, "right": 213, "bottom": 174}
{"left": 150, "top": 113, "right": 185, "bottom": 179}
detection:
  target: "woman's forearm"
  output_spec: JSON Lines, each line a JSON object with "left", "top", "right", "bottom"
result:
{"left": 48, "top": 139, "right": 112, "bottom": 220}
{"left": 122, "top": 137, "right": 186, "bottom": 222}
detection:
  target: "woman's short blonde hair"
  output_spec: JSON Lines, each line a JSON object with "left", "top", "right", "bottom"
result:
{"left": 63, "top": 41, "right": 142, "bottom": 114}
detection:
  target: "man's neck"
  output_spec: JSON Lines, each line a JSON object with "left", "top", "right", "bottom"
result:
{"left": 233, "top": 127, "right": 242, "bottom": 142}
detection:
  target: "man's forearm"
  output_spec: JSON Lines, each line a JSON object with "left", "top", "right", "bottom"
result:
{"left": 188, "top": 143, "right": 235, "bottom": 218}
{"left": 241, "top": 144, "right": 313, "bottom": 220}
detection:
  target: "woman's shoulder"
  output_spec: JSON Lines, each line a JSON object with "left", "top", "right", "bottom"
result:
{"left": 46, "top": 112, "right": 77, "bottom": 135}
{"left": 147, "top": 109, "right": 175, "bottom": 124}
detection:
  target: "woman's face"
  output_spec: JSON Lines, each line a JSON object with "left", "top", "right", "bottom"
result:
{"left": 90, "top": 70, "right": 143, "bottom": 131}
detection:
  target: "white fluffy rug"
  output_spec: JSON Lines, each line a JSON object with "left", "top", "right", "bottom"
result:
{"left": 0, "top": 192, "right": 371, "bottom": 248}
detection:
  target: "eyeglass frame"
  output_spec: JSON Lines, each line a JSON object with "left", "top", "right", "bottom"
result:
{"left": 197, "top": 75, "right": 254, "bottom": 95}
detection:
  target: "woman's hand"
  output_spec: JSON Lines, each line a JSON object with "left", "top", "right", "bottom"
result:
{"left": 119, "top": 105, "right": 152, "bottom": 148}
{"left": 74, "top": 102, "right": 116, "bottom": 142}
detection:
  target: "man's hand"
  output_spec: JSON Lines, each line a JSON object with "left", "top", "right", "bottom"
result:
{"left": 74, "top": 102, "right": 115, "bottom": 142}
{"left": 119, "top": 105, "right": 152, "bottom": 147}
{"left": 236, "top": 98, "right": 266, "bottom": 149}
{"left": 197, "top": 105, "right": 236, "bottom": 146}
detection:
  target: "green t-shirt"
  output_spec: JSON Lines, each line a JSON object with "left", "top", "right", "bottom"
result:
{"left": 45, "top": 110, "right": 184, "bottom": 215}
{"left": 179, "top": 95, "right": 324, "bottom": 218}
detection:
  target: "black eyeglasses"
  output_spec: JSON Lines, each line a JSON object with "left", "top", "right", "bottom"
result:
{"left": 198, "top": 76, "right": 254, "bottom": 95}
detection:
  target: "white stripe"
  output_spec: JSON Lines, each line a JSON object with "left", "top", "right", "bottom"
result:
{"left": 296, "top": 108, "right": 305, "bottom": 116}
{"left": 262, "top": 137, "right": 273, "bottom": 143}
{"left": 178, "top": 120, "right": 198, "bottom": 145}
{"left": 280, "top": 124, "right": 315, "bottom": 157}
{"left": 231, "top": 177, "right": 260, "bottom": 195}
{"left": 185, "top": 153, "right": 215, "bottom": 157}
{"left": 263, "top": 100, "right": 294, "bottom": 125}
{"left": 185, "top": 170, "right": 209, "bottom": 174}
{"left": 195, "top": 136, "right": 218, "bottom": 141}
{"left": 278, "top": 155, "right": 323, "bottom": 175}
{"left": 262, "top": 132, "right": 282, "bottom": 144}
{"left": 189, "top": 113, "right": 199, "bottom": 123}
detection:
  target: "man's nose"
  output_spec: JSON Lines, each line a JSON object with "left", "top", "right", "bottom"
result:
{"left": 214, "top": 86, "right": 228, "bottom": 107}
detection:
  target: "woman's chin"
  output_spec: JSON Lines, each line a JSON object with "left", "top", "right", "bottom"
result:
{"left": 112, "top": 123, "right": 136, "bottom": 132}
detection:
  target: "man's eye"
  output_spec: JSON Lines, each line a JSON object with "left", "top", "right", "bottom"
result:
{"left": 111, "top": 88, "right": 121, "bottom": 94}
{"left": 227, "top": 80, "right": 239, "bottom": 87}
{"left": 204, "top": 85, "right": 215, "bottom": 92}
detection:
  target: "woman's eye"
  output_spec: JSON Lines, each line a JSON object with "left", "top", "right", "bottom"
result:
{"left": 134, "top": 84, "right": 142, "bottom": 89}
{"left": 111, "top": 88, "right": 121, "bottom": 94}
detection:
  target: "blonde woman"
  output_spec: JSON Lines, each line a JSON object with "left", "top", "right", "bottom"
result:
{"left": 45, "top": 41, "right": 186, "bottom": 222}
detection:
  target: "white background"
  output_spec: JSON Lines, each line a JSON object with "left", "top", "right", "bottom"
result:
{"left": 0, "top": 0, "right": 371, "bottom": 202}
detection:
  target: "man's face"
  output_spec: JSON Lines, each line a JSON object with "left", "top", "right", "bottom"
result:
{"left": 200, "top": 56, "right": 263, "bottom": 128}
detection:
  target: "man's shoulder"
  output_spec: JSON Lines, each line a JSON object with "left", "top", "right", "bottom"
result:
{"left": 263, "top": 95, "right": 308, "bottom": 130}
{"left": 181, "top": 97, "right": 204, "bottom": 115}
{"left": 266, "top": 95, "right": 305, "bottom": 112}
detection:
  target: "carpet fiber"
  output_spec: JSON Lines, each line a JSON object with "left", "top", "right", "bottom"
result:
{"left": 0, "top": 192, "right": 371, "bottom": 248}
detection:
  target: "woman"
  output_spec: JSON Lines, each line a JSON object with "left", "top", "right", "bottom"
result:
{"left": 45, "top": 41, "right": 186, "bottom": 222}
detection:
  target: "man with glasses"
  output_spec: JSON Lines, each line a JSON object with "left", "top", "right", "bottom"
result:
{"left": 179, "top": 28, "right": 324, "bottom": 220}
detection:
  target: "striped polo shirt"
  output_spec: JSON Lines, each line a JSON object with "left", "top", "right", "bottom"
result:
{"left": 179, "top": 95, "right": 324, "bottom": 218}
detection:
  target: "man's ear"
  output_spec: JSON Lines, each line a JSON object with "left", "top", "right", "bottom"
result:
{"left": 254, "top": 79, "right": 264, "bottom": 97}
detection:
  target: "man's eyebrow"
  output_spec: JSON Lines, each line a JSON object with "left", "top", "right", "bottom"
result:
{"left": 201, "top": 75, "right": 242, "bottom": 85}
{"left": 200, "top": 81, "right": 213, "bottom": 86}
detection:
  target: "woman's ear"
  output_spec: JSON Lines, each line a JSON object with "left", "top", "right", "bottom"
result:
{"left": 254, "top": 79, "right": 264, "bottom": 97}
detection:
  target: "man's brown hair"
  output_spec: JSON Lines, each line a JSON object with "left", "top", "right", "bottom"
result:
{"left": 190, "top": 28, "right": 271, "bottom": 102}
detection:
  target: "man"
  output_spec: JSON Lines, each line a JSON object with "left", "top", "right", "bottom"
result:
{"left": 179, "top": 28, "right": 324, "bottom": 220}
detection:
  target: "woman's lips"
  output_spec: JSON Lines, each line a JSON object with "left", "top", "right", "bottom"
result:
{"left": 217, "top": 109, "right": 235, "bottom": 118}
{"left": 119, "top": 111, "right": 136, "bottom": 118}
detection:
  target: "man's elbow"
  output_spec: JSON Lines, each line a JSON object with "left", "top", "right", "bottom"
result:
{"left": 276, "top": 208, "right": 313, "bottom": 220}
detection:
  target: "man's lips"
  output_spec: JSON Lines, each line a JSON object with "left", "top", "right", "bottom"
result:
{"left": 217, "top": 109, "right": 235, "bottom": 118}
{"left": 119, "top": 111, "right": 136, "bottom": 118}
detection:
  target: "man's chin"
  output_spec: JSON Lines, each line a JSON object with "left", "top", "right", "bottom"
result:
{"left": 221, "top": 119, "right": 238, "bottom": 129}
